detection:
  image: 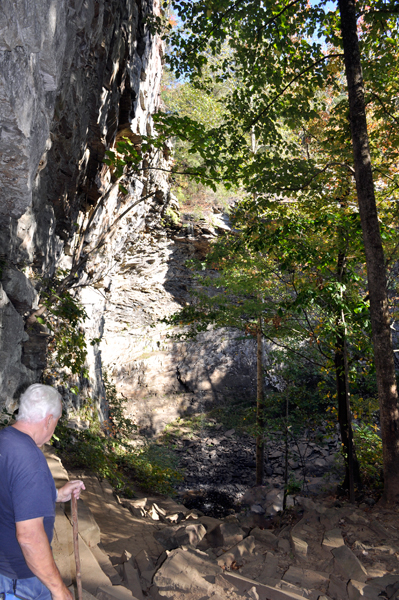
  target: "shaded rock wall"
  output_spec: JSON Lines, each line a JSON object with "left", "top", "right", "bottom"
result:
{"left": 0, "top": 0, "right": 166, "bottom": 409}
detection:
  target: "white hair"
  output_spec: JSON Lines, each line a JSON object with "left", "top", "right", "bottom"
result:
{"left": 17, "top": 384, "right": 62, "bottom": 423}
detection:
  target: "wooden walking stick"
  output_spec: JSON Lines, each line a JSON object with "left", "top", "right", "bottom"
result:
{"left": 71, "top": 495, "right": 83, "bottom": 600}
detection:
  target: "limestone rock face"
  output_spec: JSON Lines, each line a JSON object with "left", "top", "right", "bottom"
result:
{"left": 0, "top": 283, "right": 32, "bottom": 409}
{"left": 0, "top": 0, "right": 165, "bottom": 408}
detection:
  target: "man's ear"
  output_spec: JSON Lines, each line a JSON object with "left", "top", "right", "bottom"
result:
{"left": 45, "top": 415, "right": 53, "bottom": 429}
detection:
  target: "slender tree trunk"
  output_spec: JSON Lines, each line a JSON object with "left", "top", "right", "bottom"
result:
{"left": 335, "top": 246, "right": 361, "bottom": 499}
{"left": 339, "top": 0, "right": 399, "bottom": 503}
{"left": 283, "top": 394, "right": 289, "bottom": 510}
{"left": 335, "top": 326, "right": 361, "bottom": 498}
{"left": 256, "top": 318, "right": 265, "bottom": 485}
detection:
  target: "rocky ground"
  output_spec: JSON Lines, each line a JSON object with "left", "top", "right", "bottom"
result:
{"left": 160, "top": 422, "right": 345, "bottom": 513}
{"left": 46, "top": 444, "right": 399, "bottom": 600}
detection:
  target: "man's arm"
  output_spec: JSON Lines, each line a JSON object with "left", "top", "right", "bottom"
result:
{"left": 16, "top": 517, "right": 73, "bottom": 600}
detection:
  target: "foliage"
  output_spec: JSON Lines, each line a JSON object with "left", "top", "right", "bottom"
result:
{"left": 37, "top": 270, "right": 89, "bottom": 375}
{"left": 53, "top": 379, "right": 183, "bottom": 496}
{"left": 102, "top": 372, "right": 136, "bottom": 439}
{"left": 164, "top": 206, "right": 181, "bottom": 226}
{"left": 55, "top": 421, "right": 183, "bottom": 496}
{"left": 353, "top": 424, "right": 384, "bottom": 489}
{"left": 0, "top": 408, "right": 13, "bottom": 429}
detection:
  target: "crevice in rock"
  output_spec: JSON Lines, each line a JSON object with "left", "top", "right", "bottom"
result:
{"left": 176, "top": 365, "right": 195, "bottom": 394}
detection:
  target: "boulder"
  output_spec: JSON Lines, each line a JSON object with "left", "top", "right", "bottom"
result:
{"left": 290, "top": 526, "right": 308, "bottom": 558}
{"left": 205, "top": 522, "right": 245, "bottom": 549}
{"left": 251, "top": 504, "right": 265, "bottom": 514}
{"left": 251, "top": 527, "right": 278, "bottom": 549}
{"left": 347, "top": 580, "right": 384, "bottom": 600}
{"left": 154, "top": 523, "right": 206, "bottom": 550}
{"left": 96, "top": 586, "right": 139, "bottom": 600}
{"left": 153, "top": 547, "right": 222, "bottom": 595}
{"left": 133, "top": 549, "right": 154, "bottom": 575}
{"left": 241, "top": 487, "right": 269, "bottom": 507}
{"left": 165, "top": 512, "right": 185, "bottom": 524}
{"left": 331, "top": 546, "right": 368, "bottom": 583}
{"left": 217, "top": 536, "right": 256, "bottom": 568}
{"left": 153, "top": 526, "right": 181, "bottom": 550}
{"left": 120, "top": 498, "right": 147, "bottom": 518}
{"left": 121, "top": 563, "right": 144, "bottom": 600}
{"left": 294, "top": 497, "right": 316, "bottom": 512}
{"left": 174, "top": 523, "right": 207, "bottom": 547}
{"left": 328, "top": 574, "right": 348, "bottom": 600}
{"left": 264, "top": 489, "right": 285, "bottom": 516}
{"left": 282, "top": 566, "right": 329, "bottom": 593}
{"left": 322, "top": 529, "right": 344, "bottom": 551}
{"left": 222, "top": 572, "right": 309, "bottom": 600}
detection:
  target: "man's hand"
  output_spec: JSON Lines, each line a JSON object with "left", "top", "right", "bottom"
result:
{"left": 56, "top": 480, "right": 86, "bottom": 503}
{"left": 50, "top": 587, "right": 74, "bottom": 600}
{"left": 16, "top": 517, "right": 73, "bottom": 600}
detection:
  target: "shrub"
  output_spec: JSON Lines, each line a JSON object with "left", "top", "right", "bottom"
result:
{"left": 353, "top": 424, "right": 383, "bottom": 490}
{"left": 53, "top": 377, "right": 183, "bottom": 497}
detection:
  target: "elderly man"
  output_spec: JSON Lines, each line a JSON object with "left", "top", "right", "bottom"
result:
{"left": 0, "top": 384, "right": 85, "bottom": 600}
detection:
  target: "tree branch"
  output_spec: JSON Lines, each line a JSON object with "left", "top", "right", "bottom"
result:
{"left": 367, "top": 91, "right": 399, "bottom": 126}
{"left": 248, "top": 53, "right": 344, "bottom": 129}
{"left": 261, "top": 331, "right": 326, "bottom": 367}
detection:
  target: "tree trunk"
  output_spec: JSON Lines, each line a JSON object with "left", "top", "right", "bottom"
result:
{"left": 256, "top": 318, "right": 265, "bottom": 485}
{"left": 338, "top": 0, "right": 399, "bottom": 503}
{"left": 283, "top": 394, "right": 289, "bottom": 510}
{"left": 335, "top": 327, "right": 361, "bottom": 498}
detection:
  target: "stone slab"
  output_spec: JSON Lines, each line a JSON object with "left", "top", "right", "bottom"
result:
{"left": 133, "top": 549, "right": 154, "bottom": 575}
{"left": 65, "top": 500, "right": 101, "bottom": 548}
{"left": 291, "top": 535, "right": 308, "bottom": 558}
{"left": 122, "top": 562, "right": 144, "bottom": 600}
{"left": 347, "top": 580, "right": 384, "bottom": 600}
{"left": 205, "top": 522, "right": 245, "bottom": 549}
{"left": 258, "top": 552, "right": 279, "bottom": 582}
{"left": 90, "top": 544, "right": 123, "bottom": 584}
{"left": 290, "top": 520, "right": 309, "bottom": 557}
{"left": 217, "top": 535, "right": 256, "bottom": 568}
{"left": 328, "top": 574, "right": 348, "bottom": 600}
{"left": 322, "top": 529, "right": 344, "bottom": 551}
{"left": 251, "top": 527, "right": 279, "bottom": 549}
{"left": 283, "top": 566, "right": 329, "bottom": 592}
{"left": 52, "top": 505, "right": 111, "bottom": 594}
{"left": 331, "top": 546, "right": 368, "bottom": 583}
{"left": 198, "top": 515, "right": 222, "bottom": 533}
{"left": 96, "top": 586, "right": 139, "bottom": 600}
{"left": 223, "top": 572, "right": 309, "bottom": 600}
{"left": 153, "top": 547, "right": 221, "bottom": 594}
{"left": 68, "top": 585, "right": 97, "bottom": 600}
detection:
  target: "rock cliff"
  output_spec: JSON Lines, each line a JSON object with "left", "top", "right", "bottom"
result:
{"left": 0, "top": 0, "right": 267, "bottom": 428}
{"left": 0, "top": 0, "right": 166, "bottom": 407}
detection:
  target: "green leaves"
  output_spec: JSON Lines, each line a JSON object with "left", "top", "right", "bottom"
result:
{"left": 39, "top": 274, "right": 89, "bottom": 375}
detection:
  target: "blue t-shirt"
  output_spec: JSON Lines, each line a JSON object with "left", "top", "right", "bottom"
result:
{"left": 0, "top": 427, "right": 56, "bottom": 579}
